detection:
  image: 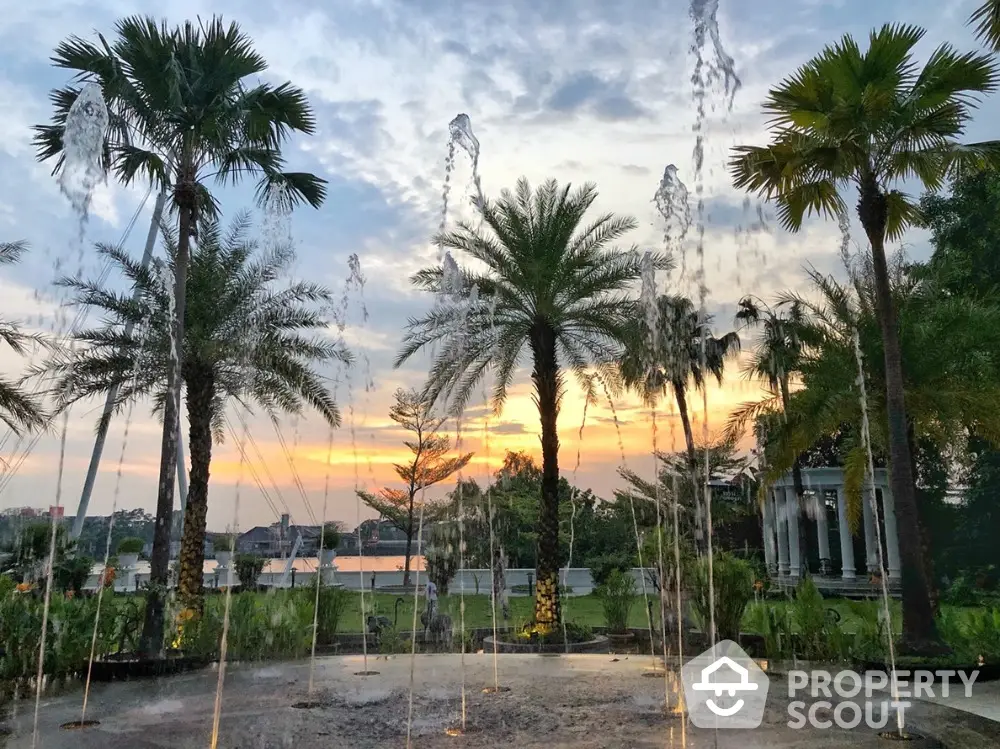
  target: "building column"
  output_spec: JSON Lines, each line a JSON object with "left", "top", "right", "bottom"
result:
{"left": 814, "top": 489, "right": 832, "bottom": 575}
{"left": 775, "top": 488, "right": 789, "bottom": 576}
{"left": 836, "top": 486, "right": 856, "bottom": 580}
{"left": 862, "top": 488, "right": 878, "bottom": 575}
{"left": 762, "top": 489, "right": 777, "bottom": 576}
{"left": 785, "top": 486, "right": 801, "bottom": 578}
{"left": 881, "top": 486, "right": 902, "bottom": 580}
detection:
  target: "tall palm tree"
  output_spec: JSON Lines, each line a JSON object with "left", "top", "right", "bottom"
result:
{"left": 39, "top": 213, "right": 348, "bottom": 610}
{"left": 728, "top": 22, "right": 1000, "bottom": 652}
{"left": 396, "top": 177, "right": 667, "bottom": 629}
{"left": 619, "top": 294, "right": 740, "bottom": 549}
{"left": 733, "top": 296, "right": 817, "bottom": 568}
{"left": 0, "top": 242, "right": 47, "bottom": 436}
{"left": 34, "top": 16, "right": 326, "bottom": 654}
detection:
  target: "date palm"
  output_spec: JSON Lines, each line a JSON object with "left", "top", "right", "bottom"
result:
{"left": 396, "top": 177, "right": 667, "bottom": 629}
{"left": 0, "top": 242, "right": 47, "bottom": 436}
{"left": 39, "top": 212, "right": 348, "bottom": 610}
{"left": 34, "top": 15, "right": 326, "bottom": 654}
{"left": 729, "top": 22, "right": 1000, "bottom": 651}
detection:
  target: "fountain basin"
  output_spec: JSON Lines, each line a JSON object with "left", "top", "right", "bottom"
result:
{"left": 88, "top": 654, "right": 211, "bottom": 683}
{"left": 482, "top": 634, "right": 609, "bottom": 654}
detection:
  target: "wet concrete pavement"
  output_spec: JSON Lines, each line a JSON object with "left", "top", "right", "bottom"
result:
{"left": 4, "top": 654, "right": 998, "bottom": 748}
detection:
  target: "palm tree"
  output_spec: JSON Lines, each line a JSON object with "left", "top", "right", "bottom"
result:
{"left": 619, "top": 294, "right": 740, "bottom": 549}
{"left": 0, "top": 242, "right": 47, "bottom": 436}
{"left": 733, "top": 296, "right": 817, "bottom": 568}
{"left": 971, "top": 2, "right": 1000, "bottom": 51}
{"left": 396, "top": 177, "right": 667, "bottom": 629}
{"left": 728, "top": 23, "right": 1000, "bottom": 651}
{"left": 738, "top": 256, "right": 1000, "bottom": 605}
{"left": 34, "top": 16, "right": 326, "bottom": 654}
{"left": 39, "top": 212, "right": 348, "bottom": 610}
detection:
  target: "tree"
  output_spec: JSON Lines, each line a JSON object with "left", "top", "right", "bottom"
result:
{"left": 35, "top": 15, "right": 326, "bottom": 656}
{"left": 619, "top": 294, "right": 740, "bottom": 550}
{"left": 734, "top": 295, "right": 814, "bottom": 567}
{"left": 0, "top": 242, "right": 47, "bottom": 436}
{"left": 739, "top": 256, "right": 1000, "bottom": 602}
{"left": 728, "top": 23, "right": 1000, "bottom": 652}
{"left": 396, "top": 178, "right": 667, "bottom": 629}
{"left": 39, "top": 212, "right": 347, "bottom": 611}
{"left": 357, "top": 388, "right": 472, "bottom": 586}
{"left": 919, "top": 168, "right": 1000, "bottom": 299}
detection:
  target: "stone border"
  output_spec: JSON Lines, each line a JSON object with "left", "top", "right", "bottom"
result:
{"left": 482, "top": 634, "right": 609, "bottom": 654}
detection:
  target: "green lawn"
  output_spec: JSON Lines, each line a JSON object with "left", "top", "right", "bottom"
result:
{"left": 251, "top": 589, "right": 981, "bottom": 636}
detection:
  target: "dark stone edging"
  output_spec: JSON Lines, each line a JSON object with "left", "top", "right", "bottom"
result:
{"left": 482, "top": 634, "right": 609, "bottom": 654}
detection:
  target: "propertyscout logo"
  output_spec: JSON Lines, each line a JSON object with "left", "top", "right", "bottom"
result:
{"left": 680, "top": 640, "right": 769, "bottom": 728}
{"left": 680, "top": 642, "right": 979, "bottom": 730}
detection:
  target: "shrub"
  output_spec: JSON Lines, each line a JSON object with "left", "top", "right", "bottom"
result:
{"left": 54, "top": 554, "right": 94, "bottom": 595}
{"left": 588, "top": 553, "right": 633, "bottom": 587}
{"left": 234, "top": 554, "right": 266, "bottom": 588}
{"left": 214, "top": 535, "right": 236, "bottom": 554}
{"left": 792, "top": 577, "right": 849, "bottom": 661}
{"left": 320, "top": 524, "right": 341, "bottom": 551}
{"left": 315, "top": 586, "right": 350, "bottom": 645}
{"left": 598, "top": 569, "right": 636, "bottom": 634}
{"left": 116, "top": 537, "right": 144, "bottom": 555}
{"left": 690, "top": 552, "right": 754, "bottom": 642}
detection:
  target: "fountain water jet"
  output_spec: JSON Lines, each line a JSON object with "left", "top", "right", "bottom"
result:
{"left": 308, "top": 427, "right": 337, "bottom": 698}
{"left": 57, "top": 82, "right": 110, "bottom": 231}
{"left": 30, "top": 405, "right": 70, "bottom": 749}
{"left": 208, "top": 426, "right": 244, "bottom": 749}
{"left": 687, "top": 0, "right": 743, "bottom": 655}
{"left": 853, "top": 330, "right": 904, "bottom": 736}
{"left": 448, "top": 114, "right": 483, "bottom": 210}
{"left": 79, "top": 398, "right": 140, "bottom": 727}
{"left": 594, "top": 376, "right": 659, "bottom": 667}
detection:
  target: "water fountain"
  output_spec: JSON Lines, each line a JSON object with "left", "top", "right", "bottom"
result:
{"left": 12, "top": 4, "right": 1000, "bottom": 747}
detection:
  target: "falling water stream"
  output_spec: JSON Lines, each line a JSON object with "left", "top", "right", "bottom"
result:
{"left": 690, "top": 0, "right": 743, "bottom": 656}
{"left": 853, "top": 330, "right": 904, "bottom": 736}
{"left": 79, "top": 399, "right": 139, "bottom": 726}
{"left": 30, "top": 81, "right": 110, "bottom": 749}
{"left": 308, "top": 427, "right": 337, "bottom": 697}
{"left": 208, "top": 412, "right": 247, "bottom": 749}
{"left": 594, "top": 376, "right": 658, "bottom": 668}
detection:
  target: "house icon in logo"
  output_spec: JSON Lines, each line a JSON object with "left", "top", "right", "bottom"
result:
{"left": 692, "top": 656, "right": 759, "bottom": 716}
{"left": 681, "top": 640, "right": 769, "bottom": 729}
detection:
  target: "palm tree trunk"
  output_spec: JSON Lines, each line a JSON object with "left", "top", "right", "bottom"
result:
{"left": 672, "top": 380, "right": 702, "bottom": 552}
{"left": 140, "top": 158, "right": 195, "bottom": 658}
{"left": 177, "top": 365, "right": 214, "bottom": 610}
{"left": 403, "top": 491, "right": 415, "bottom": 588}
{"left": 530, "top": 321, "right": 561, "bottom": 629}
{"left": 907, "top": 422, "right": 940, "bottom": 617}
{"left": 859, "top": 182, "right": 942, "bottom": 652}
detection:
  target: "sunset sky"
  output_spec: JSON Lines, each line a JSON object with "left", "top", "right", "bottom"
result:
{"left": 0, "top": 0, "right": 988, "bottom": 532}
